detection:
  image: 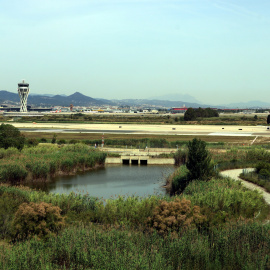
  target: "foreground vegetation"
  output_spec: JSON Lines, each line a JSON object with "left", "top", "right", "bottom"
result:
{"left": 1, "top": 222, "right": 269, "bottom": 270}
{"left": 0, "top": 127, "right": 269, "bottom": 269}
{"left": 0, "top": 174, "right": 269, "bottom": 269}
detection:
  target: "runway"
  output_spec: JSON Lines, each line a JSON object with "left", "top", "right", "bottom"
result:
{"left": 12, "top": 122, "right": 270, "bottom": 137}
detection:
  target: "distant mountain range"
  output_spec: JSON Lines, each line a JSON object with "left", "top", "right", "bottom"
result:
{"left": 112, "top": 98, "right": 207, "bottom": 108}
{"left": 148, "top": 93, "right": 201, "bottom": 104}
{"left": 221, "top": 100, "right": 270, "bottom": 109}
{"left": 1, "top": 90, "right": 270, "bottom": 109}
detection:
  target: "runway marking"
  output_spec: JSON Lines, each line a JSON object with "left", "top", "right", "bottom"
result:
{"left": 209, "top": 132, "right": 253, "bottom": 136}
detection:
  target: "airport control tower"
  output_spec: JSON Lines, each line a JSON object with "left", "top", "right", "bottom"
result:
{"left": 18, "top": 80, "right": 30, "bottom": 112}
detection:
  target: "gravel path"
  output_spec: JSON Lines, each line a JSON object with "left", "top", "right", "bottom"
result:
{"left": 220, "top": 168, "right": 270, "bottom": 205}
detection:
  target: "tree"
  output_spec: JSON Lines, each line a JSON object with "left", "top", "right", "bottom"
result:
{"left": 0, "top": 124, "right": 25, "bottom": 150}
{"left": 51, "top": 133, "right": 57, "bottom": 144}
{"left": 184, "top": 108, "right": 196, "bottom": 121}
{"left": 267, "top": 115, "right": 270, "bottom": 124}
{"left": 186, "top": 138, "right": 213, "bottom": 181}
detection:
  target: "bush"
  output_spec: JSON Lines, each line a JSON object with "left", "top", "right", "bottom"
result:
{"left": 12, "top": 202, "right": 65, "bottom": 240}
{"left": 255, "top": 161, "right": 270, "bottom": 174}
{"left": 57, "top": 139, "right": 66, "bottom": 145}
{"left": 26, "top": 138, "right": 39, "bottom": 147}
{"left": 0, "top": 124, "right": 25, "bottom": 150}
{"left": 147, "top": 198, "right": 206, "bottom": 235}
{"left": 69, "top": 139, "right": 78, "bottom": 144}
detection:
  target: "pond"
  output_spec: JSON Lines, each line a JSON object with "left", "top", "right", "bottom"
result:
{"left": 28, "top": 164, "right": 175, "bottom": 200}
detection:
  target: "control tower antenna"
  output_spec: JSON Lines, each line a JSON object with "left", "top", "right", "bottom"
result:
{"left": 18, "top": 80, "right": 30, "bottom": 112}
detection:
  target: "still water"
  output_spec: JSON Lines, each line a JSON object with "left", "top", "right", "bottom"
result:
{"left": 30, "top": 165, "right": 175, "bottom": 199}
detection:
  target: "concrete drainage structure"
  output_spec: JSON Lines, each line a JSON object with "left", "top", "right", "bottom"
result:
{"left": 106, "top": 154, "right": 175, "bottom": 165}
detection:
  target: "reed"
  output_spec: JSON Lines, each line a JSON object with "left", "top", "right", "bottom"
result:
{"left": 0, "top": 222, "right": 269, "bottom": 270}
{"left": 0, "top": 144, "right": 107, "bottom": 183}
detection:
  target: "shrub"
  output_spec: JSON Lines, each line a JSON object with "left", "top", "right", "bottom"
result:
{"left": 147, "top": 198, "right": 206, "bottom": 235}
{"left": 26, "top": 138, "right": 39, "bottom": 147}
{"left": 12, "top": 202, "right": 65, "bottom": 240}
{"left": 57, "top": 139, "right": 66, "bottom": 145}
{"left": 255, "top": 161, "right": 270, "bottom": 174}
{"left": 0, "top": 124, "right": 25, "bottom": 150}
{"left": 69, "top": 139, "right": 78, "bottom": 144}
{"left": 40, "top": 138, "right": 47, "bottom": 143}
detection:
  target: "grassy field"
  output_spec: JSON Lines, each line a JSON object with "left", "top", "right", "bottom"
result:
{"left": 22, "top": 131, "right": 265, "bottom": 145}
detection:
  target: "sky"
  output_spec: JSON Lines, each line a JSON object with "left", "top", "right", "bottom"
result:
{"left": 1, "top": 0, "right": 270, "bottom": 105}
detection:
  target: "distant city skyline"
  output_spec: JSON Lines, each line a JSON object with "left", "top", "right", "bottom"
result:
{"left": 1, "top": 0, "right": 270, "bottom": 105}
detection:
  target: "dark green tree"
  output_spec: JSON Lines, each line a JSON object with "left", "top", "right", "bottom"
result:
{"left": 186, "top": 138, "right": 213, "bottom": 181}
{"left": 184, "top": 108, "right": 196, "bottom": 121}
{"left": 0, "top": 124, "right": 25, "bottom": 150}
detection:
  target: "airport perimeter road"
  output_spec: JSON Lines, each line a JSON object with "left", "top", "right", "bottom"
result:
{"left": 10, "top": 122, "right": 270, "bottom": 137}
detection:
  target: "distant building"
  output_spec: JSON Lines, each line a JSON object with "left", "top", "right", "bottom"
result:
{"left": 170, "top": 107, "right": 188, "bottom": 114}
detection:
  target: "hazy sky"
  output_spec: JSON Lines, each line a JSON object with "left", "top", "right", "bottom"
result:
{"left": 1, "top": 0, "right": 270, "bottom": 104}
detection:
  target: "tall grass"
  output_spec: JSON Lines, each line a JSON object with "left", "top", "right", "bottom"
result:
{"left": 0, "top": 184, "right": 98, "bottom": 216}
{"left": 182, "top": 177, "right": 268, "bottom": 220}
{"left": 0, "top": 222, "right": 269, "bottom": 270}
{"left": 96, "top": 195, "right": 160, "bottom": 227}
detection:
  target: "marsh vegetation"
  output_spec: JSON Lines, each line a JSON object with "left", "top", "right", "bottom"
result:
{"left": 0, "top": 125, "right": 269, "bottom": 269}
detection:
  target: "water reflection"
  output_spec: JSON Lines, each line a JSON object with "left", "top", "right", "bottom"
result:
{"left": 27, "top": 164, "right": 175, "bottom": 199}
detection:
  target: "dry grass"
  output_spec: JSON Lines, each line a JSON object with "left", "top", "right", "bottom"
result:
{"left": 22, "top": 131, "right": 258, "bottom": 144}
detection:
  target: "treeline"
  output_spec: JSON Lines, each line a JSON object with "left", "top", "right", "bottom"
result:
{"left": 184, "top": 107, "right": 219, "bottom": 121}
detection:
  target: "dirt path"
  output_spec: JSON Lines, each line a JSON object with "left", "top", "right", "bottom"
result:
{"left": 220, "top": 168, "right": 270, "bottom": 205}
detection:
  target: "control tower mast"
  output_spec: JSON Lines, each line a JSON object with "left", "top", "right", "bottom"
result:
{"left": 18, "top": 80, "right": 30, "bottom": 112}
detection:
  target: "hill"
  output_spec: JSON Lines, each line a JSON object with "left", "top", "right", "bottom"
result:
{"left": 0, "top": 91, "right": 113, "bottom": 107}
